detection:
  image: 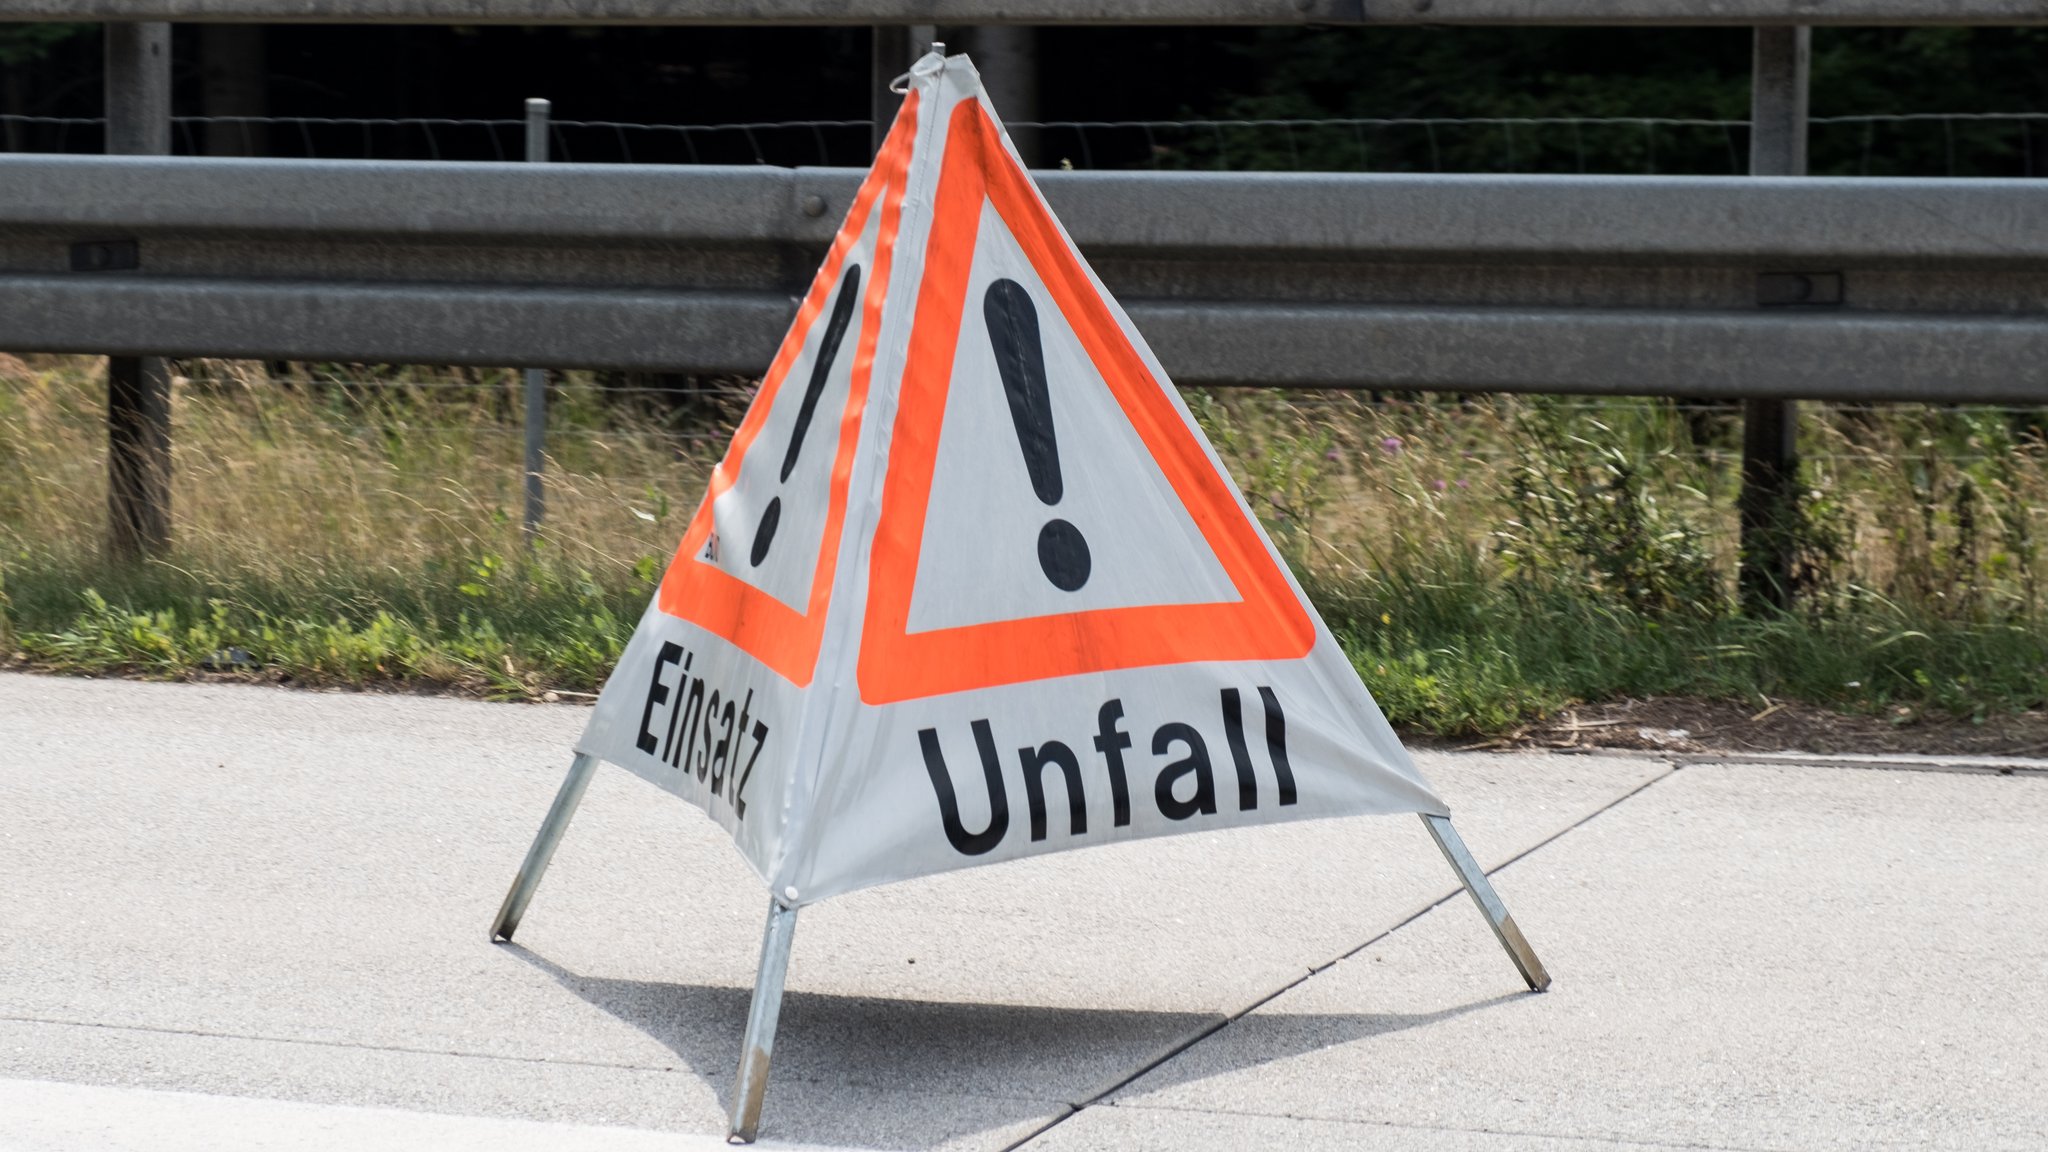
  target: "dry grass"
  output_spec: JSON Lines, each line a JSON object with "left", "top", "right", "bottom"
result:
{"left": 1203, "top": 385, "right": 2048, "bottom": 621}
{"left": 0, "top": 355, "right": 710, "bottom": 583}
{"left": 3, "top": 354, "right": 2046, "bottom": 730}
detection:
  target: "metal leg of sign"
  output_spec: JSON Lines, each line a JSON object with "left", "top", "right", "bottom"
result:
{"left": 728, "top": 898, "right": 799, "bottom": 1144}
{"left": 1421, "top": 814, "right": 1551, "bottom": 992}
{"left": 490, "top": 752, "right": 599, "bottom": 943}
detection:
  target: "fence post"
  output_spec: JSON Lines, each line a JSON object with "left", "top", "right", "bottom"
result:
{"left": 871, "top": 24, "right": 936, "bottom": 157}
{"left": 104, "top": 22, "right": 174, "bottom": 562}
{"left": 521, "top": 97, "right": 550, "bottom": 546}
{"left": 1739, "top": 24, "right": 1810, "bottom": 612}
{"left": 966, "top": 25, "right": 1038, "bottom": 166}
{"left": 199, "top": 25, "right": 267, "bottom": 157}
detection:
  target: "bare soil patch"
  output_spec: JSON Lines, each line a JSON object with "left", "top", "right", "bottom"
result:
{"left": 1437, "top": 696, "right": 2048, "bottom": 758}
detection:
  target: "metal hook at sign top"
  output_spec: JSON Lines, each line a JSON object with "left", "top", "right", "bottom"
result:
{"left": 890, "top": 41, "right": 945, "bottom": 93}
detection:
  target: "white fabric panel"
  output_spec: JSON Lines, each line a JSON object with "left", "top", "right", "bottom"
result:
{"left": 576, "top": 50, "right": 1445, "bottom": 907}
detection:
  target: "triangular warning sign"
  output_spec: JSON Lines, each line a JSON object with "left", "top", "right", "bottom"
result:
{"left": 857, "top": 94, "right": 1314, "bottom": 705}
{"left": 650, "top": 96, "right": 919, "bottom": 686}
{"left": 570, "top": 51, "right": 1447, "bottom": 905}
{"left": 498, "top": 50, "right": 1549, "bottom": 1145}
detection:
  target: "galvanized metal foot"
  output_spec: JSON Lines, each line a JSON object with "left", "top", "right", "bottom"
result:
{"left": 727, "top": 898, "right": 799, "bottom": 1144}
{"left": 491, "top": 752, "right": 599, "bottom": 942}
{"left": 1421, "top": 813, "right": 1551, "bottom": 992}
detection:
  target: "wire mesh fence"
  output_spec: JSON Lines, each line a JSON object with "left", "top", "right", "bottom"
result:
{"left": 5, "top": 110, "right": 2047, "bottom": 176}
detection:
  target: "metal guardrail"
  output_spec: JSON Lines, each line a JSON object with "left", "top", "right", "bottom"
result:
{"left": 9, "top": 112, "right": 2048, "bottom": 178}
{"left": 3, "top": 154, "right": 2044, "bottom": 402}
{"left": 16, "top": 2, "right": 2042, "bottom": 600}
{"left": 6, "top": 0, "right": 2047, "bottom": 23}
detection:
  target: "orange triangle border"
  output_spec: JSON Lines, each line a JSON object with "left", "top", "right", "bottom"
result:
{"left": 856, "top": 98, "right": 1315, "bottom": 706}
{"left": 650, "top": 91, "right": 920, "bottom": 687}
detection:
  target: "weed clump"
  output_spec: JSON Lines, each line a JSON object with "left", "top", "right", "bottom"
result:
{"left": 1195, "top": 389, "right": 2048, "bottom": 737}
{"left": 1495, "top": 402, "right": 1723, "bottom": 621}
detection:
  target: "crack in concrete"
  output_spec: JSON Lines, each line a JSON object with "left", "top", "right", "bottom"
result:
{"left": 1008, "top": 763, "right": 1682, "bottom": 1151}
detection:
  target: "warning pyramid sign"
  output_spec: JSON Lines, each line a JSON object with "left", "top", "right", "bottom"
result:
{"left": 497, "top": 49, "right": 1549, "bottom": 1144}
{"left": 572, "top": 51, "right": 1446, "bottom": 904}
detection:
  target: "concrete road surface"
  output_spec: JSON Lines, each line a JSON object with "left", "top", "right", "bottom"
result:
{"left": 1, "top": 672, "right": 2043, "bottom": 1150}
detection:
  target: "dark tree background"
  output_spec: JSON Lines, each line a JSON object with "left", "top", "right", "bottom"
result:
{"left": 2, "top": 23, "right": 2046, "bottom": 173}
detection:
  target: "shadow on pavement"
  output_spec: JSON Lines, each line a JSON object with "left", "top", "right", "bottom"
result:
{"left": 499, "top": 944, "right": 1525, "bottom": 1149}
{"left": 1111, "top": 988, "right": 1528, "bottom": 1100}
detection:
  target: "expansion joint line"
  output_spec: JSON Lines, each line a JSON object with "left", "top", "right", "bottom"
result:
{"left": 1002, "top": 763, "right": 1681, "bottom": 1151}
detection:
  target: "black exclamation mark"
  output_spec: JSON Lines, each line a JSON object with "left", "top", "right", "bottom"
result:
{"left": 751, "top": 262, "right": 862, "bottom": 567}
{"left": 985, "top": 278, "right": 1090, "bottom": 592}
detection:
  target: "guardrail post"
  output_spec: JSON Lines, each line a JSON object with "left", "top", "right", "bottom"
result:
{"left": 871, "top": 23, "right": 936, "bottom": 157}
{"left": 521, "top": 97, "right": 550, "bottom": 546}
{"left": 104, "top": 22, "right": 173, "bottom": 562}
{"left": 1740, "top": 24, "right": 1810, "bottom": 612}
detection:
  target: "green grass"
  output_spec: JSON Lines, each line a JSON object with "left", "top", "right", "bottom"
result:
{"left": 1311, "top": 561, "right": 2048, "bottom": 736}
{"left": 4, "top": 355, "right": 2047, "bottom": 733}
{"left": 7, "top": 545, "right": 2040, "bottom": 736}
{"left": 0, "top": 554, "right": 643, "bottom": 698}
